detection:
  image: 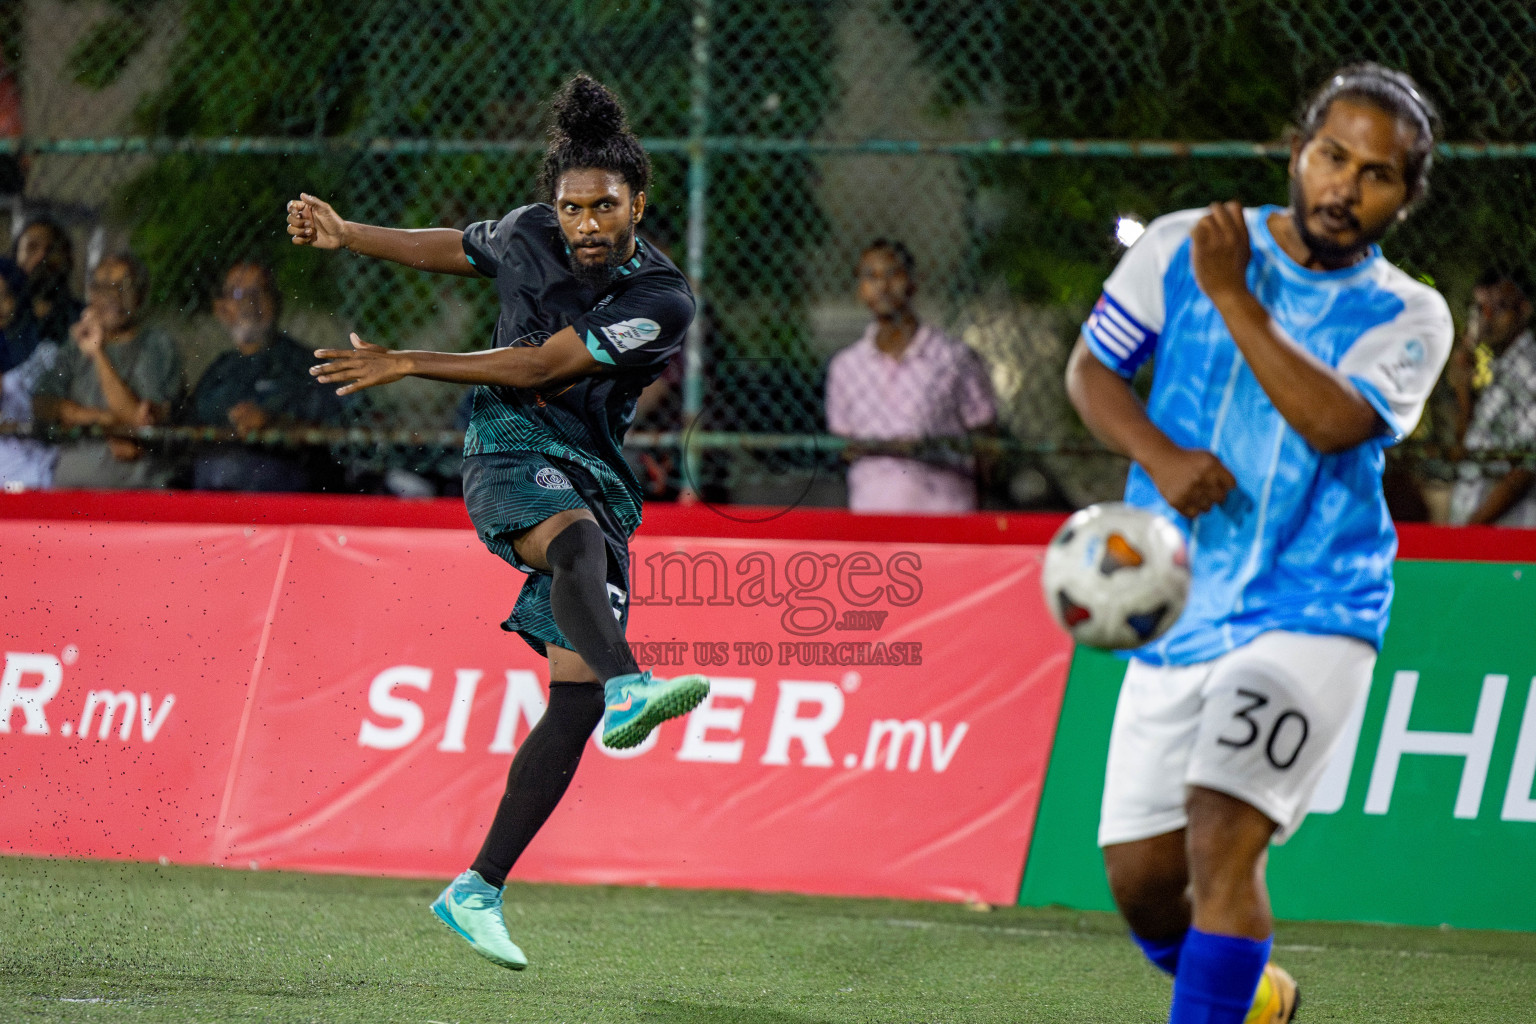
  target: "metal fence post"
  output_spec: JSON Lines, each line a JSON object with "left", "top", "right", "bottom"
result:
{"left": 681, "top": 0, "right": 711, "bottom": 492}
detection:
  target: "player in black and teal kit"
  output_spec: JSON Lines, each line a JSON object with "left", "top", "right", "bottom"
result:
{"left": 287, "top": 74, "right": 709, "bottom": 972}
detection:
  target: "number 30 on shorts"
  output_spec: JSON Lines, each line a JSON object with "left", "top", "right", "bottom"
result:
{"left": 1216, "top": 688, "right": 1311, "bottom": 770}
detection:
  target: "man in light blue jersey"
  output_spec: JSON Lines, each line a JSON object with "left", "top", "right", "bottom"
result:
{"left": 1065, "top": 64, "right": 1451, "bottom": 1024}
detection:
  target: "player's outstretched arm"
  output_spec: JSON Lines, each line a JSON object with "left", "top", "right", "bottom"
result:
{"left": 1191, "top": 202, "right": 1379, "bottom": 453}
{"left": 285, "top": 193, "right": 477, "bottom": 277}
{"left": 1066, "top": 336, "right": 1236, "bottom": 518}
{"left": 313, "top": 327, "right": 601, "bottom": 397}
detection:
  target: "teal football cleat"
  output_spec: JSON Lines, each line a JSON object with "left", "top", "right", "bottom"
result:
{"left": 430, "top": 870, "right": 528, "bottom": 970}
{"left": 601, "top": 671, "right": 710, "bottom": 749}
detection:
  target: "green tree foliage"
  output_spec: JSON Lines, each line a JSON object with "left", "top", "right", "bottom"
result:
{"left": 896, "top": 0, "right": 1536, "bottom": 309}
{"left": 0, "top": 0, "right": 19, "bottom": 68}
{"left": 894, "top": 0, "right": 1298, "bottom": 307}
{"left": 972, "top": 158, "right": 1289, "bottom": 306}
{"left": 80, "top": 0, "right": 386, "bottom": 313}
{"left": 62, "top": 0, "right": 836, "bottom": 373}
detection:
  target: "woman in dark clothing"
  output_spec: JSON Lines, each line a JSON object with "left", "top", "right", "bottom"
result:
{"left": 11, "top": 217, "right": 82, "bottom": 358}
{"left": 0, "top": 256, "right": 37, "bottom": 371}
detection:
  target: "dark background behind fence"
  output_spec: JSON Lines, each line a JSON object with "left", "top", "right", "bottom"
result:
{"left": 3, "top": 0, "right": 1533, "bottom": 508}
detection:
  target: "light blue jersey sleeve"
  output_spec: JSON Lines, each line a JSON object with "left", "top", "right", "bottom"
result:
{"left": 1082, "top": 209, "right": 1206, "bottom": 377}
{"left": 1335, "top": 278, "right": 1453, "bottom": 442}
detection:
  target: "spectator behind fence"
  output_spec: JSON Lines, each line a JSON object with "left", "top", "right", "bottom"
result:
{"left": 1449, "top": 270, "right": 1536, "bottom": 526}
{"left": 32, "top": 253, "right": 183, "bottom": 490}
{"left": 11, "top": 216, "right": 82, "bottom": 355}
{"left": 825, "top": 239, "right": 996, "bottom": 513}
{"left": 184, "top": 261, "right": 343, "bottom": 491}
{"left": 626, "top": 353, "right": 684, "bottom": 502}
{"left": 0, "top": 257, "right": 59, "bottom": 488}
{"left": 0, "top": 255, "right": 37, "bottom": 371}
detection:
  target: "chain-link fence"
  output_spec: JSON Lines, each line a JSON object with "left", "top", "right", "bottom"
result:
{"left": 3, "top": 0, "right": 1534, "bottom": 512}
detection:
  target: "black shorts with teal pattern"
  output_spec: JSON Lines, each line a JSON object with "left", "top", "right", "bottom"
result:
{"left": 462, "top": 451, "right": 632, "bottom": 657}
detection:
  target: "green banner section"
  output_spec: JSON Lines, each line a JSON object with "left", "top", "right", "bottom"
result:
{"left": 1019, "top": 560, "right": 1536, "bottom": 931}
{"left": 1016, "top": 645, "right": 1121, "bottom": 915}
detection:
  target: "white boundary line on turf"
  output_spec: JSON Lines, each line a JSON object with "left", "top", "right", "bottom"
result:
{"left": 881, "top": 918, "right": 1097, "bottom": 940}
{"left": 876, "top": 919, "right": 1488, "bottom": 959}
{"left": 644, "top": 904, "right": 1512, "bottom": 962}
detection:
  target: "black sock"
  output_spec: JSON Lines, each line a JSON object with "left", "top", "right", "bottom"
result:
{"left": 545, "top": 518, "right": 639, "bottom": 681}
{"left": 470, "top": 681, "right": 606, "bottom": 889}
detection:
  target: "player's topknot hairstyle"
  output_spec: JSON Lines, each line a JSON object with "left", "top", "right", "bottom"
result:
{"left": 1298, "top": 62, "right": 1439, "bottom": 205}
{"left": 540, "top": 73, "right": 651, "bottom": 203}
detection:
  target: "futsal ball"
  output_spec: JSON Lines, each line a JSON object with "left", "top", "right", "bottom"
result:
{"left": 1041, "top": 502, "right": 1190, "bottom": 650}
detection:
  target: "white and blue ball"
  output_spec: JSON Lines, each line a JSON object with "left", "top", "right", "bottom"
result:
{"left": 1041, "top": 502, "right": 1190, "bottom": 650}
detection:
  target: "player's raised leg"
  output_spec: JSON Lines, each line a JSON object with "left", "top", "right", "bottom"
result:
{"left": 1104, "top": 831, "right": 1190, "bottom": 975}
{"left": 1106, "top": 830, "right": 1298, "bottom": 1023}
{"left": 1105, "top": 817, "right": 1298, "bottom": 1023}
{"left": 513, "top": 508, "right": 709, "bottom": 749}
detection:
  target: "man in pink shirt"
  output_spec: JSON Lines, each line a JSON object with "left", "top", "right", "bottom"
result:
{"left": 826, "top": 239, "right": 996, "bottom": 513}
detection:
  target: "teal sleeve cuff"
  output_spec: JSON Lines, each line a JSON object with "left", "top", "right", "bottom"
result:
{"left": 584, "top": 330, "right": 617, "bottom": 365}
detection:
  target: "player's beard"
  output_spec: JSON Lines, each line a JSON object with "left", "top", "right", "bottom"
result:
{"left": 568, "top": 218, "right": 636, "bottom": 292}
{"left": 1288, "top": 176, "right": 1392, "bottom": 267}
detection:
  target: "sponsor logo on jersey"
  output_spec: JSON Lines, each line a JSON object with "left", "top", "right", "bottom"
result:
{"left": 601, "top": 318, "right": 662, "bottom": 353}
{"left": 1378, "top": 337, "right": 1427, "bottom": 392}
{"left": 534, "top": 467, "right": 574, "bottom": 490}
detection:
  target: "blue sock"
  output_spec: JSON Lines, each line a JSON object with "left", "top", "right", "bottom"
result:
{"left": 1131, "top": 927, "right": 1188, "bottom": 975}
{"left": 1168, "top": 928, "right": 1272, "bottom": 1024}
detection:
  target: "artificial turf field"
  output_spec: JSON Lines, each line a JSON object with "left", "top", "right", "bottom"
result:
{"left": 1, "top": 857, "right": 1531, "bottom": 1023}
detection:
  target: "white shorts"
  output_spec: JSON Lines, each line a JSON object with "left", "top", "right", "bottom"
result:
{"left": 1098, "top": 630, "right": 1375, "bottom": 847}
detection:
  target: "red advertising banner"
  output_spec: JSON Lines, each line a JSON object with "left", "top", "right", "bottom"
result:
{"left": 0, "top": 522, "right": 289, "bottom": 862}
{"left": 0, "top": 515, "right": 1073, "bottom": 904}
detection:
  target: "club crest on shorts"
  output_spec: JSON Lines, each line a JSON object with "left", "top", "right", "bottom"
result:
{"left": 534, "top": 467, "right": 574, "bottom": 490}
